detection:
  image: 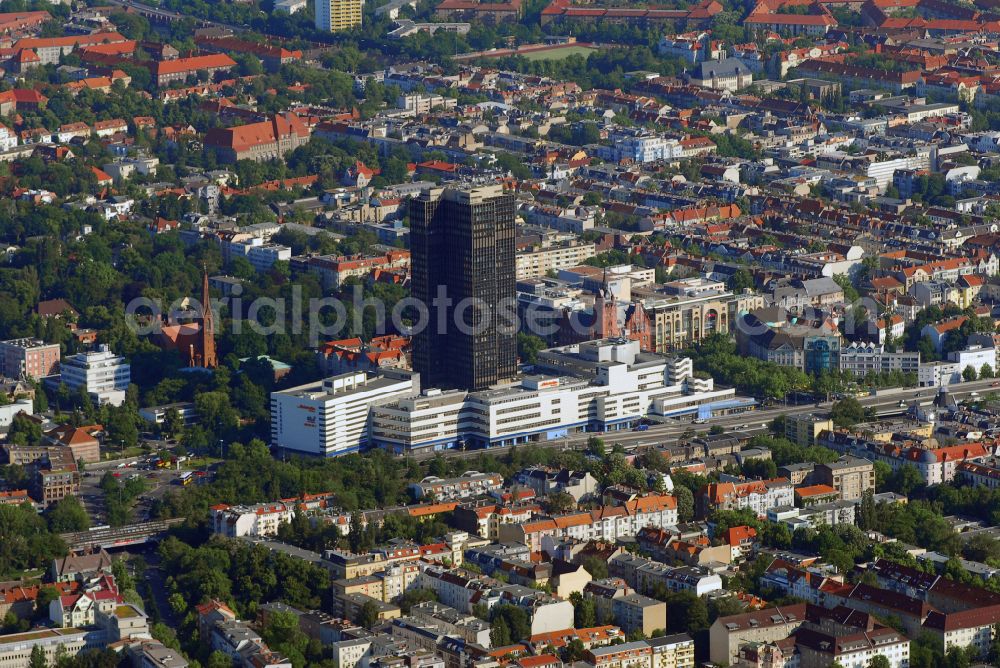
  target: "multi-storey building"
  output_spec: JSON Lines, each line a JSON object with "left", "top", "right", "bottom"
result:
{"left": 314, "top": 0, "right": 363, "bottom": 31}
{"left": 4, "top": 445, "right": 82, "bottom": 505}
{"left": 59, "top": 345, "right": 130, "bottom": 407}
{"left": 211, "top": 501, "right": 296, "bottom": 538}
{"left": 838, "top": 343, "right": 920, "bottom": 376}
{"left": 0, "top": 338, "right": 60, "bottom": 380}
{"left": 228, "top": 239, "right": 292, "bottom": 272}
{"left": 515, "top": 468, "right": 599, "bottom": 502}
{"left": 683, "top": 58, "right": 754, "bottom": 91}
{"left": 49, "top": 577, "right": 121, "bottom": 628}
{"left": 646, "top": 634, "right": 695, "bottom": 668}
{"left": 708, "top": 604, "right": 807, "bottom": 666}
{"left": 784, "top": 413, "right": 834, "bottom": 447}
{"left": 205, "top": 113, "right": 310, "bottom": 163}
{"left": 14, "top": 32, "right": 128, "bottom": 65}
{"left": 148, "top": 53, "right": 236, "bottom": 88}
{"left": 607, "top": 591, "right": 666, "bottom": 636}
{"left": 697, "top": 478, "right": 794, "bottom": 519}
{"left": 815, "top": 456, "right": 874, "bottom": 501}
{"left": 271, "top": 370, "right": 419, "bottom": 457}
{"left": 737, "top": 314, "right": 843, "bottom": 374}
{"left": 608, "top": 554, "right": 722, "bottom": 598}
{"left": 516, "top": 240, "right": 596, "bottom": 280}
{"left": 409, "top": 602, "right": 491, "bottom": 647}
{"left": 408, "top": 471, "right": 503, "bottom": 501}
{"left": 0, "top": 628, "right": 104, "bottom": 668}
{"left": 866, "top": 558, "right": 1000, "bottom": 657}
{"left": 957, "top": 457, "right": 1000, "bottom": 489}
{"left": 586, "top": 641, "right": 652, "bottom": 668}
{"left": 373, "top": 340, "right": 744, "bottom": 452}
{"left": 131, "top": 641, "right": 190, "bottom": 668}
{"left": 303, "top": 251, "right": 410, "bottom": 290}
{"left": 497, "top": 494, "right": 678, "bottom": 552}
{"left": 641, "top": 283, "right": 763, "bottom": 353}
{"left": 410, "top": 185, "right": 517, "bottom": 391}
{"left": 820, "top": 432, "right": 990, "bottom": 486}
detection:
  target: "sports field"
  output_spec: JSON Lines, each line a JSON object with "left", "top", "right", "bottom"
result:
{"left": 518, "top": 44, "right": 598, "bottom": 60}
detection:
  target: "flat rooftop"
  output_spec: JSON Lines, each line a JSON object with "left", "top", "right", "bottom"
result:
{"left": 279, "top": 373, "right": 411, "bottom": 401}
{"left": 0, "top": 628, "right": 85, "bottom": 644}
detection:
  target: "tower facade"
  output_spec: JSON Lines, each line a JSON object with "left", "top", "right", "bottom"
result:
{"left": 314, "top": 0, "right": 362, "bottom": 32}
{"left": 199, "top": 269, "right": 218, "bottom": 369}
{"left": 591, "top": 278, "right": 621, "bottom": 340}
{"left": 411, "top": 185, "right": 516, "bottom": 391}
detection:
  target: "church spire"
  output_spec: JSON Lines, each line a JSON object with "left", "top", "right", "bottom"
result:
{"left": 200, "top": 267, "right": 218, "bottom": 369}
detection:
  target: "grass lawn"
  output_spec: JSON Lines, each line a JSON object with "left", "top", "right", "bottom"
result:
{"left": 183, "top": 456, "right": 222, "bottom": 469}
{"left": 519, "top": 45, "right": 598, "bottom": 61}
{"left": 102, "top": 446, "right": 146, "bottom": 461}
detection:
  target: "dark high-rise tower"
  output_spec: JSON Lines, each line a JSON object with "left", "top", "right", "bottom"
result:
{"left": 411, "top": 185, "right": 516, "bottom": 391}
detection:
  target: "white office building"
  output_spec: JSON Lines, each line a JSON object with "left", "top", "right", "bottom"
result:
{"left": 918, "top": 361, "right": 961, "bottom": 387}
{"left": 598, "top": 131, "right": 681, "bottom": 165}
{"left": 948, "top": 346, "right": 995, "bottom": 376}
{"left": 372, "top": 339, "right": 746, "bottom": 453}
{"left": 229, "top": 239, "right": 292, "bottom": 272}
{"left": 270, "top": 370, "right": 419, "bottom": 457}
{"left": 60, "top": 345, "right": 130, "bottom": 406}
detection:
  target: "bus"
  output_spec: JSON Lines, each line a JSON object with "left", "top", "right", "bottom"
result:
{"left": 177, "top": 471, "right": 193, "bottom": 486}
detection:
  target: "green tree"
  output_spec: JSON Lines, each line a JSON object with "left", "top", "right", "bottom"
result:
{"left": 857, "top": 490, "right": 877, "bottom": 531}
{"left": 565, "top": 638, "right": 586, "bottom": 661}
{"left": 963, "top": 365, "right": 978, "bottom": 382}
{"left": 35, "top": 586, "right": 60, "bottom": 617}
{"left": 833, "top": 273, "right": 860, "bottom": 302}
{"left": 398, "top": 588, "right": 438, "bottom": 613}
{"left": 726, "top": 269, "right": 754, "bottom": 293}
{"left": 546, "top": 492, "right": 577, "bottom": 514}
{"left": 45, "top": 496, "right": 90, "bottom": 533}
{"left": 981, "top": 363, "right": 994, "bottom": 379}
{"left": 490, "top": 604, "right": 531, "bottom": 641}
{"left": 868, "top": 655, "right": 891, "bottom": 668}
{"left": 490, "top": 615, "right": 512, "bottom": 647}
{"left": 587, "top": 436, "right": 605, "bottom": 457}
{"left": 571, "top": 592, "right": 596, "bottom": 628}
{"left": 206, "top": 651, "right": 232, "bottom": 668}
{"left": 674, "top": 485, "right": 695, "bottom": 523}
{"left": 517, "top": 332, "right": 546, "bottom": 364}
{"left": 917, "top": 335, "right": 938, "bottom": 362}
{"left": 29, "top": 645, "right": 46, "bottom": 668}
{"left": 8, "top": 413, "right": 41, "bottom": 446}
{"left": 168, "top": 593, "right": 187, "bottom": 618}
{"left": 831, "top": 397, "right": 866, "bottom": 428}
{"left": 581, "top": 555, "right": 608, "bottom": 579}
{"left": 357, "top": 600, "right": 380, "bottom": 629}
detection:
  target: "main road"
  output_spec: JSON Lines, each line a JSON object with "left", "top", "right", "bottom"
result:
{"left": 410, "top": 378, "right": 999, "bottom": 460}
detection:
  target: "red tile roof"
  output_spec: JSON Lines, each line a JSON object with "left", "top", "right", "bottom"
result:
{"left": 150, "top": 53, "right": 236, "bottom": 77}
{"left": 16, "top": 32, "right": 127, "bottom": 50}
{"left": 204, "top": 113, "right": 308, "bottom": 152}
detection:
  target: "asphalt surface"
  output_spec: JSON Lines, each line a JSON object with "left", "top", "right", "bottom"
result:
{"left": 410, "top": 378, "right": 1000, "bottom": 459}
{"left": 80, "top": 457, "right": 186, "bottom": 523}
